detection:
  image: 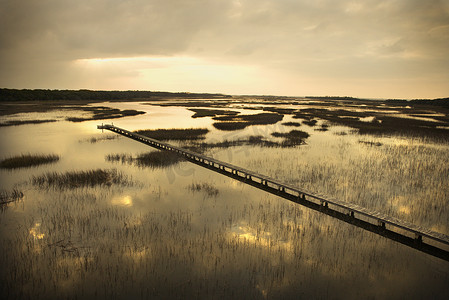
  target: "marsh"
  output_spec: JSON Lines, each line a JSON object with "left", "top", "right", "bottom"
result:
{"left": 1, "top": 96, "right": 448, "bottom": 299}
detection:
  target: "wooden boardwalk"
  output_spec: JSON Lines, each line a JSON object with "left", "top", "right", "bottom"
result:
{"left": 98, "top": 124, "right": 449, "bottom": 261}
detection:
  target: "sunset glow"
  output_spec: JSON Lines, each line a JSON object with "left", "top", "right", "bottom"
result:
{"left": 1, "top": 0, "right": 448, "bottom": 98}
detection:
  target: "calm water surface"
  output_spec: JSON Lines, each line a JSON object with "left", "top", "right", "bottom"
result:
{"left": 1, "top": 101, "right": 448, "bottom": 299}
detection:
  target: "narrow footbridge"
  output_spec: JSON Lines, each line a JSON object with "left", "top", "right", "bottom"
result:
{"left": 98, "top": 124, "right": 449, "bottom": 261}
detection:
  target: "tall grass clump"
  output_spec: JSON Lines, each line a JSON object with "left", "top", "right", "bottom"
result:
{"left": 212, "top": 122, "right": 248, "bottom": 131}
{"left": 79, "top": 135, "right": 119, "bottom": 143}
{"left": 32, "top": 169, "right": 132, "bottom": 189}
{"left": 106, "top": 151, "right": 184, "bottom": 168}
{"left": 0, "top": 154, "right": 59, "bottom": 169}
{"left": 135, "top": 152, "right": 183, "bottom": 167}
{"left": 187, "top": 182, "right": 219, "bottom": 197}
{"left": 282, "top": 122, "right": 302, "bottom": 127}
{"left": 302, "top": 119, "right": 318, "bottom": 126}
{"left": 135, "top": 128, "right": 209, "bottom": 141}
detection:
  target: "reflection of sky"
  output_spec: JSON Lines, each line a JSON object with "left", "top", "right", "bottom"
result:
{"left": 230, "top": 222, "right": 294, "bottom": 252}
{"left": 29, "top": 222, "right": 44, "bottom": 240}
{"left": 89, "top": 102, "right": 214, "bottom": 131}
{"left": 111, "top": 195, "right": 133, "bottom": 207}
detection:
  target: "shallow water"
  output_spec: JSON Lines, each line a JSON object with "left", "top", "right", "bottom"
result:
{"left": 1, "top": 100, "right": 448, "bottom": 299}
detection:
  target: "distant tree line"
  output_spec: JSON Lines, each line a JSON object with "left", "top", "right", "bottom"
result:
{"left": 386, "top": 97, "right": 449, "bottom": 109}
{"left": 0, "top": 89, "right": 231, "bottom": 102}
{"left": 305, "top": 96, "right": 361, "bottom": 100}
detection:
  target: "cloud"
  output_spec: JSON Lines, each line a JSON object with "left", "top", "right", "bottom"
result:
{"left": 1, "top": 0, "right": 448, "bottom": 98}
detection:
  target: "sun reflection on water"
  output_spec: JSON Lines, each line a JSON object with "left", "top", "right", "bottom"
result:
{"left": 29, "top": 222, "right": 45, "bottom": 240}
{"left": 111, "top": 195, "right": 133, "bottom": 207}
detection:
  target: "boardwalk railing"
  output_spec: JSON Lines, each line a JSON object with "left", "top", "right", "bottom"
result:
{"left": 98, "top": 124, "right": 449, "bottom": 261}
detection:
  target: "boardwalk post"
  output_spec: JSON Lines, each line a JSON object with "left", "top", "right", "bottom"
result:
{"left": 415, "top": 234, "right": 423, "bottom": 243}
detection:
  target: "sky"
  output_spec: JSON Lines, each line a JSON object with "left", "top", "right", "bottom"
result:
{"left": 1, "top": 0, "right": 449, "bottom": 99}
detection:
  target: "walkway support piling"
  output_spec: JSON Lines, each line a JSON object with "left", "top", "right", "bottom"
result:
{"left": 98, "top": 124, "right": 449, "bottom": 262}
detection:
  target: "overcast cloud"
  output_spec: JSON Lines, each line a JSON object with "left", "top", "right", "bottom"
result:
{"left": 1, "top": 0, "right": 448, "bottom": 98}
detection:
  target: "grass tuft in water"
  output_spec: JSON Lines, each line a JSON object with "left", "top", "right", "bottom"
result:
{"left": 80, "top": 135, "right": 120, "bottom": 144}
{"left": 302, "top": 119, "right": 318, "bottom": 126}
{"left": 282, "top": 122, "right": 302, "bottom": 127}
{"left": 359, "top": 140, "right": 383, "bottom": 147}
{"left": 0, "top": 154, "right": 59, "bottom": 169}
{"left": 314, "top": 123, "right": 330, "bottom": 132}
{"left": 187, "top": 182, "right": 219, "bottom": 197}
{"left": 32, "top": 169, "right": 132, "bottom": 189}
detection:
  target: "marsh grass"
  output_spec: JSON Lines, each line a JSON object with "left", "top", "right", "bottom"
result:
{"left": 3, "top": 98, "right": 449, "bottom": 299}
{"left": 66, "top": 107, "right": 145, "bottom": 122}
{"left": 105, "top": 153, "right": 133, "bottom": 164}
{"left": 188, "top": 108, "right": 240, "bottom": 118}
{"left": 192, "top": 135, "right": 307, "bottom": 150}
{"left": 154, "top": 101, "right": 227, "bottom": 107}
{"left": 106, "top": 151, "right": 184, "bottom": 168}
{"left": 213, "top": 112, "right": 284, "bottom": 124}
{"left": 334, "top": 131, "right": 349, "bottom": 136}
{"left": 80, "top": 135, "right": 120, "bottom": 144}
{"left": 32, "top": 169, "right": 132, "bottom": 189}
{"left": 271, "top": 130, "right": 310, "bottom": 146}
{"left": 291, "top": 107, "right": 449, "bottom": 139}
{"left": 212, "top": 113, "right": 284, "bottom": 131}
{"left": 0, "top": 100, "right": 146, "bottom": 124}
{"left": 187, "top": 182, "right": 219, "bottom": 197}
{"left": 136, "top": 152, "right": 184, "bottom": 167}
{"left": 0, "top": 154, "right": 59, "bottom": 169}
{"left": 0, "top": 189, "right": 24, "bottom": 208}
{"left": 4, "top": 180, "right": 445, "bottom": 299}
{"left": 245, "top": 136, "right": 449, "bottom": 234}
{"left": 282, "top": 122, "right": 302, "bottom": 127}
{"left": 135, "top": 128, "right": 209, "bottom": 140}
{"left": 190, "top": 131, "right": 311, "bottom": 149}
{"left": 359, "top": 140, "right": 383, "bottom": 147}
{"left": 262, "top": 107, "right": 297, "bottom": 114}
{"left": 212, "top": 122, "right": 249, "bottom": 131}
{"left": 0, "top": 119, "right": 57, "bottom": 127}
{"left": 194, "top": 136, "right": 278, "bottom": 150}
{"left": 302, "top": 119, "right": 318, "bottom": 126}
{"left": 314, "top": 123, "right": 330, "bottom": 132}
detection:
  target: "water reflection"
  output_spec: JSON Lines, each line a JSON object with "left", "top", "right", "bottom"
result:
{"left": 111, "top": 195, "right": 133, "bottom": 207}
{"left": 29, "top": 222, "right": 45, "bottom": 240}
{"left": 230, "top": 222, "right": 293, "bottom": 252}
